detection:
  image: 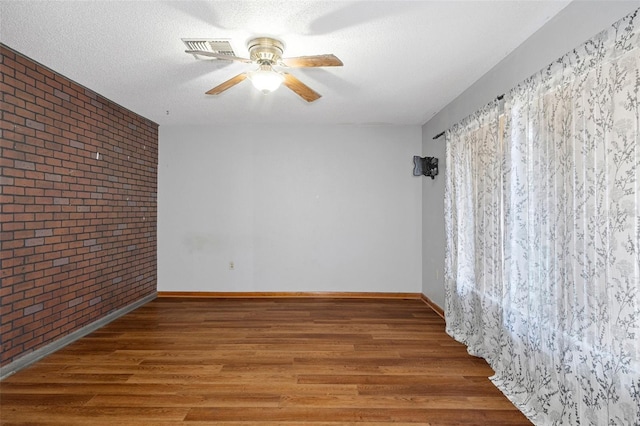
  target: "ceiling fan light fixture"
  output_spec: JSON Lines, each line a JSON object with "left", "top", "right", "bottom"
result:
{"left": 189, "top": 36, "right": 341, "bottom": 102}
{"left": 248, "top": 65, "right": 284, "bottom": 94}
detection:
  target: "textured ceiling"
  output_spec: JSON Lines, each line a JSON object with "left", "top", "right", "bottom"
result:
{"left": 0, "top": 1, "right": 572, "bottom": 126}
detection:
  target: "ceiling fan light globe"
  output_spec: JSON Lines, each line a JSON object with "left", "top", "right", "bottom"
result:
{"left": 248, "top": 69, "right": 284, "bottom": 94}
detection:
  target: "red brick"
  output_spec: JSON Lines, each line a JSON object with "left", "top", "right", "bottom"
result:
{"left": 1, "top": 47, "right": 158, "bottom": 367}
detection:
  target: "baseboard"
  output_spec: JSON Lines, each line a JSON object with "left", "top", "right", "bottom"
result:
{"left": 420, "top": 294, "right": 445, "bottom": 320}
{"left": 0, "top": 293, "right": 157, "bottom": 381}
{"left": 157, "top": 291, "right": 421, "bottom": 300}
{"left": 159, "top": 291, "right": 446, "bottom": 319}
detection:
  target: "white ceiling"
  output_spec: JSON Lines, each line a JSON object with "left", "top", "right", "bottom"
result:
{"left": 0, "top": 1, "right": 572, "bottom": 126}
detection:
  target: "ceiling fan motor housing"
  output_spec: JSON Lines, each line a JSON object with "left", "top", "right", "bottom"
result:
{"left": 248, "top": 37, "right": 284, "bottom": 65}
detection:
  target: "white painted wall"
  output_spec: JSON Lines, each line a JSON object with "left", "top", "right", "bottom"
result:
{"left": 421, "top": 1, "right": 640, "bottom": 308}
{"left": 159, "top": 124, "right": 422, "bottom": 293}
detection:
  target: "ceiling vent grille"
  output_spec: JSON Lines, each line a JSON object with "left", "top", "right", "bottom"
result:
{"left": 182, "top": 39, "right": 236, "bottom": 60}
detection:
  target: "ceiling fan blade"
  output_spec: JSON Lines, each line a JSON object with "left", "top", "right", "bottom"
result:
{"left": 282, "top": 73, "right": 321, "bottom": 103}
{"left": 205, "top": 73, "right": 248, "bottom": 95}
{"left": 280, "top": 54, "right": 343, "bottom": 68}
{"left": 185, "top": 50, "right": 252, "bottom": 63}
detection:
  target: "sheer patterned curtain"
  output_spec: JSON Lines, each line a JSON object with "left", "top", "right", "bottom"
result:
{"left": 445, "top": 9, "right": 639, "bottom": 425}
{"left": 444, "top": 100, "right": 503, "bottom": 363}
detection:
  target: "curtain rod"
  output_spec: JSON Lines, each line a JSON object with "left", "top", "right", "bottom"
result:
{"left": 432, "top": 94, "right": 505, "bottom": 140}
{"left": 432, "top": 131, "right": 445, "bottom": 140}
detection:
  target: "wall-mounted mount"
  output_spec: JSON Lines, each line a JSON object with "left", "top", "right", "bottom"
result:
{"left": 413, "top": 156, "right": 438, "bottom": 179}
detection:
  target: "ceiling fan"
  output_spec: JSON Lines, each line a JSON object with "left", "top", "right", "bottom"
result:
{"left": 185, "top": 37, "right": 343, "bottom": 102}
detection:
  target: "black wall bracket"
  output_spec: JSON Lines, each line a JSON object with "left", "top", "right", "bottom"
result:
{"left": 413, "top": 156, "right": 439, "bottom": 179}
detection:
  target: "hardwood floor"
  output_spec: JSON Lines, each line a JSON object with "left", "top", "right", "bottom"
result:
{"left": 0, "top": 297, "right": 532, "bottom": 425}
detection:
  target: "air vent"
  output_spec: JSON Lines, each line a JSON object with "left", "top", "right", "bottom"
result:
{"left": 182, "top": 38, "right": 236, "bottom": 60}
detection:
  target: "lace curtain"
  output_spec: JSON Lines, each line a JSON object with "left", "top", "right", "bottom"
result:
{"left": 444, "top": 9, "right": 639, "bottom": 425}
{"left": 444, "top": 100, "right": 503, "bottom": 363}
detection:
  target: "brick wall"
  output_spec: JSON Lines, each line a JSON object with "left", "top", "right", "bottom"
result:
{"left": 0, "top": 45, "right": 158, "bottom": 367}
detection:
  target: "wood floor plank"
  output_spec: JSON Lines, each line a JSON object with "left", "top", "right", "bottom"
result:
{"left": 0, "top": 406, "right": 190, "bottom": 423}
{"left": 184, "top": 406, "right": 529, "bottom": 423}
{"left": 85, "top": 393, "right": 282, "bottom": 408}
{"left": 0, "top": 297, "right": 531, "bottom": 424}
{"left": 279, "top": 394, "right": 522, "bottom": 410}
